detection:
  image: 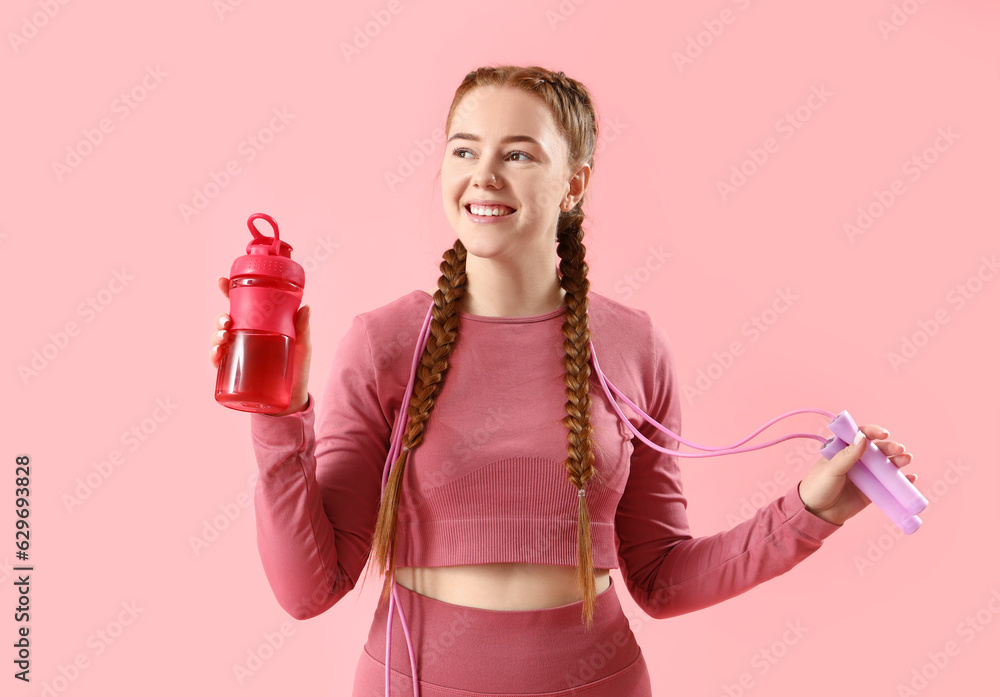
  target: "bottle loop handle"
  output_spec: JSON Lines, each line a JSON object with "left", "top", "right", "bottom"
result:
{"left": 246, "top": 213, "right": 281, "bottom": 255}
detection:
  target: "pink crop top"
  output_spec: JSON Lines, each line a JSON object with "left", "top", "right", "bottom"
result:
{"left": 248, "top": 289, "right": 842, "bottom": 621}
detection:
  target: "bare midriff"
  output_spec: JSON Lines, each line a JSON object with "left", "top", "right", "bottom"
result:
{"left": 395, "top": 564, "right": 611, "bottom": 610}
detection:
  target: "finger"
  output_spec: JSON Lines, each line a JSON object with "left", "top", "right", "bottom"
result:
{"left": 888, "top": 452, "right": 914, "bottom": 467}
{"left": 859, "top": 424, "right": 890, "bottom": 440}
{"left": 210, "top": 343, "right": 223, "bottom": 367}
{"left": 873, "top": 440, "right": 906, "bottom": 457}
{"left": 216, "top": 313, "right": 231, "bottom": 330}
{"left": 218, "top": 276, "right": 230, "bottom": 299}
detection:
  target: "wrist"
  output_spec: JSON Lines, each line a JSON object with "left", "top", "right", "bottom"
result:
{"left": 797, "top": 481, "right": 842, "bottom": 526}
{"left": 265, "top": 394, "right": 309, "bottom": 417}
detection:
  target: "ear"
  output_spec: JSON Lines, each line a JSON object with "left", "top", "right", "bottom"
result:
{"left": 565, "top": 162, "right": 592, "bottom": 209}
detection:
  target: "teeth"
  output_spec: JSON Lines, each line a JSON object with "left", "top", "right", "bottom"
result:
{"left": 469, "top": 204, "right": 513, "bottom": 217}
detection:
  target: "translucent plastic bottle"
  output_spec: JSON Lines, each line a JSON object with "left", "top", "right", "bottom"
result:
{"left": 215, "top": 213, "right": 305, "bottom": 414}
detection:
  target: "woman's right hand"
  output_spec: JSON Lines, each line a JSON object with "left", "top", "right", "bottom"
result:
{"left": 210, "top": 276, "right": 313, "bottom": 416}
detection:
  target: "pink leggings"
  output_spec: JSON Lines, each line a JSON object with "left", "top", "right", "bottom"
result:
{"left": 351, "top": 575, "right": 652, "bottom": 696}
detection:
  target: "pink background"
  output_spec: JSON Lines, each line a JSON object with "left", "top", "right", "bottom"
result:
{"left": 4, "top": 1, "right": 998, "bottom": 695}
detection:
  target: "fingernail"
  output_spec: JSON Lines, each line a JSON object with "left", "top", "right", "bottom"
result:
{"left": 217, "top": 330, "right": 226, "bottom": 340}
{"left": 853, "top": 430, "right": 866, "bottom": 446}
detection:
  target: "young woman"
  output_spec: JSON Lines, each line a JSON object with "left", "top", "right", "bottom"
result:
{"left": 210, "top": 65, "right": 915, "bottom": 696}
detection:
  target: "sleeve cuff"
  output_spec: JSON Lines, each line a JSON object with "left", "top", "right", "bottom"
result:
{"left": 249, "top": 392, "right": 316, "bottom": 450}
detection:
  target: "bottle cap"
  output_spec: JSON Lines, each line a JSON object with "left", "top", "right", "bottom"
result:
{"left": 229, "top": 213, "right": 305, "bottom": 288}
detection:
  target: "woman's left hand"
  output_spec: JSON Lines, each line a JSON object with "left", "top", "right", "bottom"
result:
{"left": 798, "top": 424, "right": 916, "bottom": 526}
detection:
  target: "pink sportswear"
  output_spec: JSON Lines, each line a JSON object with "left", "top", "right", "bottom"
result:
{"left": 248, "top": 289, "right": 842, "bottom": 622}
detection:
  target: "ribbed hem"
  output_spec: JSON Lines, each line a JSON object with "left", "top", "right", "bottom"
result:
{"left": 396, "top": 519, "right": 618, "bottom": 568}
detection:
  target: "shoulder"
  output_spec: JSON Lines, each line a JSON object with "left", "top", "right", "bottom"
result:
{"left": 587, "top": 290, "right": 678, "bottom": 383}
{"left": 355, "top": 289, "right": 430, "bottom": 326}
{"left": 587, "top": 290, "right": 665, "bottom": 348}
{"left": 588, "top": 290, "right": 650, "bottom": 325}
{"left": 345, "top": 289, "right": 432, "bottom": 367}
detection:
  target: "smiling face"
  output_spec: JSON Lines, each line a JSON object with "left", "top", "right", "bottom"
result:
{"left": 441, "top": 86, "right": 583, "bottom": 266}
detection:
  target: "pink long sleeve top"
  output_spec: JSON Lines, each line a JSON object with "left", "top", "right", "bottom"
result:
{"left": 248, "top": 289, "right": 842, "bottom": 621}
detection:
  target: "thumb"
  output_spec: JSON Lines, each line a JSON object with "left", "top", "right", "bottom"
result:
{"left": 830, "top": 429, "right": 868, "bottom": 476}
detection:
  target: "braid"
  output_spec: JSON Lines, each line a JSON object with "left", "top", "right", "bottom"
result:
{"left": 557, "top": 208, "right": 599, "bottom": 629}
{"left": 362, "top": 239, "right": 468, "bottom": 607}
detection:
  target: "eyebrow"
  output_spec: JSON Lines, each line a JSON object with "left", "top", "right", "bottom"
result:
{"left": 446, "top": 132, "right": 545, "bottom": 149}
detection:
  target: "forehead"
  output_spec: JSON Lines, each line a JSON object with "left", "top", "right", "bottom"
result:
{"left": 449, "top": 86, "right": 562, "bottom": 146}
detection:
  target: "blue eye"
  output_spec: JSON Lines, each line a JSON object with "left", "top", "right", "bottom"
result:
{"left": 451, "top": 148, "right": 532, "bottom": 162}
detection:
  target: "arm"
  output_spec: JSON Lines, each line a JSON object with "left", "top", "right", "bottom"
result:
{"left": 249, "top": 314, "right": 390, "bottom": 620}
{"left": 613, "top": 318, "right": 842, "bottom": 620}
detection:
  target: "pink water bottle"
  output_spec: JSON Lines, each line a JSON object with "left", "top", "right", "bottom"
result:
{"left": 215, "top": 213, "right": 305, "bottom": 414}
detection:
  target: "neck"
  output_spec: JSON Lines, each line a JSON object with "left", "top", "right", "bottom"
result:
{"left": 460, "top": 254, "right": 566, "bottom": 318}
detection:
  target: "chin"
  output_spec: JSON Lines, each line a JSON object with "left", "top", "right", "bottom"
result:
{"left": 455, "top": 235, "right": 501, "bottom": 259}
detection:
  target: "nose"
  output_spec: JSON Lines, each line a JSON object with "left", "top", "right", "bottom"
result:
{"left": 471, "top": 163, "right": 501, "bottom": 188}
